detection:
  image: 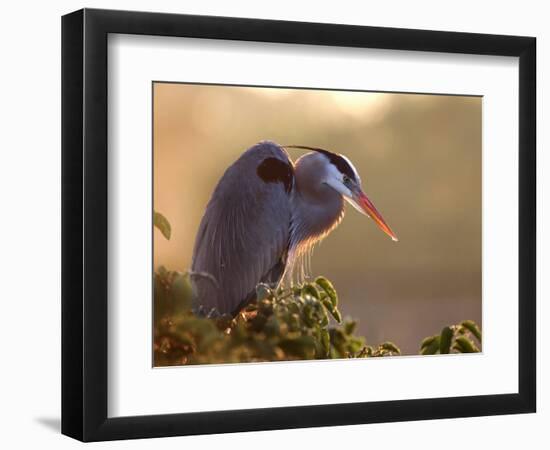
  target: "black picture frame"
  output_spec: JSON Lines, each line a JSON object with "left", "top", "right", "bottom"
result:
{"left": 62, "top": 8, "right": 536, "bottom": 442}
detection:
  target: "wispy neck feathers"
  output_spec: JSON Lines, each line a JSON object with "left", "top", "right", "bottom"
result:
{"left": 285, "top": 152, "right": 345, "bottom": 283}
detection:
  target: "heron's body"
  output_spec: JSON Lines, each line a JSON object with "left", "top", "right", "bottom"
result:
{"left": 191, "top": 141, "right": 396, "bottom": 317}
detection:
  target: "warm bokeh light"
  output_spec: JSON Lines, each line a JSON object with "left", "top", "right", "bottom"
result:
{"left": 153, "top": 82, "right": 481, "bottom": 355}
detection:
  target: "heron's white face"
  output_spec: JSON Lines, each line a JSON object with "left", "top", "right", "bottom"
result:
{"left": 323, "top": 162, "right": 354, "bottom": 197}
{"left": 322, "top": 156, "right": 398, "bottom": 242}
{"left": 323, "top": 162, "right": 369, "bottom": 216}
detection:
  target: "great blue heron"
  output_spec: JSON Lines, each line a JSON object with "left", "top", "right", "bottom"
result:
{"left": 191, "top": 141, "right": 397, "bottom": 317}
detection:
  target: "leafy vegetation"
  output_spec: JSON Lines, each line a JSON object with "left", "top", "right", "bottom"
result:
{"left": 153, "top": 267, "right": 481, "bottom": 366}
{"left": 153, "top": 213, "right": 481, "bottom": 366}
{"left": 420, "top": 320, "right": 481, "bottom": 355}
{"left": 154, "top": 267, "right": 399, "bottom": 366}
{"left": 154, "top": 211, "right": 171, "bottom": 240}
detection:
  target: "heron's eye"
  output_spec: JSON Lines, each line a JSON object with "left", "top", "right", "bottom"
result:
{"left": 343, "top": 175, "right": 351, "bottom": 185}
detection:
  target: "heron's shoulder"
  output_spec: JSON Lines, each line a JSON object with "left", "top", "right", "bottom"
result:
{"left": 243, "top": 140, "right": 293, "bottom": 165}
{"left": 224, "top": 141, "right": 292, "bottom": 194}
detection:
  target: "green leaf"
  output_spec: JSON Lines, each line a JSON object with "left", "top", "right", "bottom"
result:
{"left": 439, "top": 326, "right": 453, "bottom": 354}
{"left": 380, "top": 341, "right": 401, "bottom": 355}
{"left": 461, "top": 320, "right": 482, "bottom": 343}
{"left": 321, "top": 298, "right": 342, "bottom": 323}
{"left": 154, "top": 211, "right": 172, "bottom": 240}
{"left": 421, "top": 335, "right": 437, "bottom": 349}
{"left": 315, "top": 277, "right": 338, "bottom": 307}
{"left": 301, "top": 283, "right": 320, "bottom": 299}
{"left": 321, "top": 297, "right": 332, "bottom": 311}
{"left": 453, "top": 336, "right": 479, "bottom": 353}
{"left": 420, "top": 336, "right": 440, "bottom": 355}
{"left": 320, "top": 329, "right": 331, "bottom": 357}
{"left": 344, "top": 320, "right": 357, "bottom": 335}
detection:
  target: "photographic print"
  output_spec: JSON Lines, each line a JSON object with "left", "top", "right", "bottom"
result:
{"left": 152, "top": 82, "right": 482, "bottom": 367}
{"left": 61, "top": 10, "right": 536, "bottom": 440}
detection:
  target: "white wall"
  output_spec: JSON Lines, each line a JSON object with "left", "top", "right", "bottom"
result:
{"left": 0, "top": 0, "right": 546, "bottom": 448}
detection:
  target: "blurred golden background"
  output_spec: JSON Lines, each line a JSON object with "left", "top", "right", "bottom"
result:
{"left": 153, "top": 82, "right": 481, "bottom": 355}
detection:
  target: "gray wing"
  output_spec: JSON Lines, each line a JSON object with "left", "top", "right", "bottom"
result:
{"left": 191, "top": 141, "right": 293, "bottom": 316}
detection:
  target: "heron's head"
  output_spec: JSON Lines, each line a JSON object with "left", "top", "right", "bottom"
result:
{"left": 288, "top": 145, "right": 398, "bottom": 242}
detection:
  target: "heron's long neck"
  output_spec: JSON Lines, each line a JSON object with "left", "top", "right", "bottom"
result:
{"left": 283, "top": 154, "right": 345, "bottom": 283}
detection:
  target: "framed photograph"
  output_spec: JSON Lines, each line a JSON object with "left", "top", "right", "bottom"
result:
{"left": 61, "top": 8, "right": 536, "bottom": 441}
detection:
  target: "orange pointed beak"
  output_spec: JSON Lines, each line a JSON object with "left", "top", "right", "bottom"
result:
{"left": 352, "top": 189, "right": 398, "bottom": 242}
